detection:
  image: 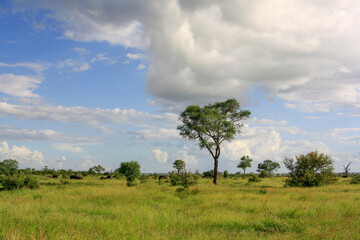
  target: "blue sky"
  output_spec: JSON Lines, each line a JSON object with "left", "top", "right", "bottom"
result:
{"left": 0, "top": 0, "right": 360, "bottom": 173}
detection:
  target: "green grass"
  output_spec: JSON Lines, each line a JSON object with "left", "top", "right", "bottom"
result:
{"left": 0, "top": 176, "right": 359, "bottom": 239}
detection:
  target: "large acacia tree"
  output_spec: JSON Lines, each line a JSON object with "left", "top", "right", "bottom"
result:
{"left": 177, "top": 98, "right": 250, "bottom": 184}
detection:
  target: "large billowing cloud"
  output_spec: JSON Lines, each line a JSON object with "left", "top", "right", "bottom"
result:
{"left": 0, "top": 141, "right": 44, "bottom": 168}
{"left": 13, "top": 0, "right": 360, "bottom": 112}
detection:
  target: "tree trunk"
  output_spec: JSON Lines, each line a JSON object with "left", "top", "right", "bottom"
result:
{"left": 243, "top": 169, "right": 246, "bottom": 175}
{"left": 213, "top": 157, "right": 218, "bottom": 185}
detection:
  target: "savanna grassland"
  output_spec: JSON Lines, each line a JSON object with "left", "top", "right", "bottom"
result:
{"left": 0, "top": 176, "right": 359, "bottom": 240}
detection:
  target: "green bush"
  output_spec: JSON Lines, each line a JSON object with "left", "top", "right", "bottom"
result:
{"left": 202, "top": 170, "right": 214, "bottom": 178}
{"left": 259, "top": 170, "right": 270, "bottom": 178}
{"left": 117, "top": 161, "right": 141, "bottom": 186}
{"left": 0, "top": 174, "right": 39, "bottom": 190}
{"left": 169, "top": 174, "right": 182, "bottom": 186}
{"left": 223, "top": 170, "right": 229, "bottom": 178}
{"left": 248, "top": 173, "right": 261, "bottom": 182}
{"left": 284, "top": 151, "right": 337, "bottom": 187}
{"left": 350, "top": 175, "right": 360, "bottom": 184}
{"left": 139, "top": 174, "right": 149, "bottom": 184}
{"left": 24, "top": 175, "right": 39, "bottom": 189}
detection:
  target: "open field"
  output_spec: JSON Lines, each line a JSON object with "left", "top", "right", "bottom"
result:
{"left": 0, "top": 177, "right": 359, "bottom": 240}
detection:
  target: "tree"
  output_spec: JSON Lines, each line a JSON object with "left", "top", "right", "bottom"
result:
{"left": 284, "top": 151, "right": 337, "bottom": 187}
{"left": 117, "top": 161, "right": 141, "bottom": 186}
{"left": 0, "top": 159, "right": 19, "bottom": 176}
{"left": 257, "top": 160, "right": 280, "bottom": 177}
{"left": 173, "top": 159, "right": 185, "bottom": 174}
{"left": 237, "top": 156, "right": 252, "bottom": 174}
{"left": 343, "top": 162, "right": 352, "bottom": 178}
{"left": 91, "top": 165, "right": 105, "bottom": 174}
{"left": 177, "top": 98, "right": 250, "bottom": 184}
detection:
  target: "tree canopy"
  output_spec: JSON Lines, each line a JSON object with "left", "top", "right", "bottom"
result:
{"left": 173, "top": 159, "right": 185, "bottom": 174}
{"left": 0, "top": 159, "right": 19, "bottom": 176}
{"left": 237, "top": 155, "right": 252, "bottom": 174}
{"left": 257, "top": 160, "right": 280, "bottom": 177}
{"left": 177, "top": 98, "right": 250, "bottom": 184}
{"left": 117, "top": 161, "right": 141, "bottom": 186}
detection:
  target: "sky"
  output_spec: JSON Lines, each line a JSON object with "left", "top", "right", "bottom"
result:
{"left": 0, "top": 0, "right": 360, "bottom": 173}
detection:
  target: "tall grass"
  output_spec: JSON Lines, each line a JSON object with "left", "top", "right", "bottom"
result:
{"left": 0, "top": 176, "right": 359, "bottom": 239}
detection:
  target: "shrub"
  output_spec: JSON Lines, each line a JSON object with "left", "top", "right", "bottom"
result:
{"left": 259, "top": 170, "right": 270, "bottom": 178}
{"left": 248, "top": 173, "right": 261, "bottom": 182}
{"left": 350, "top": 175, "right": 360, "bottom": 184}
{"left": 0, "top": 174, "right": 39, "bottom": 190}
{"left": 170, "top": 170, "right": 198, "bottom": 189}
{"left": 169, "top": 174, "right": 182, "bottom": 186}
{"left": 223, "top": 170, "right": 229, "bottom": 178}
{"left": 203, "top": 170, "right": 214, "bottom": 178}
{"left": 24, "top": 175, "right": 39, "bottom": 189}
{"left": 139, "top": 174, "right": 149, "bottom": 184}
{"left": 284, "top": 151, "right": 337, "bottom": 187}
{"left": 117, "top": 161, "right": 141, "bottom": 186}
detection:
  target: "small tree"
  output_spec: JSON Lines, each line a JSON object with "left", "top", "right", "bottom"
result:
{"left": 257, "top": 160, "right": 280, "bottom": 177}
{"left": 343, "top": 162, "right": 352, "bottom": 178}
{"left": 178, "top": 98, "right": 251, "bottom": 184}
{"left": 223, "top": 170, "right": 229, "bottom": 178}
{"left": 92, "top": 165, "right": 105, "bottom": 175}
{"left": 117, "top": 161, "right": 141, "bottom": 186}
{"left": 284, "top": 151, "right": 337, "bottom": 187}
{"left": 237, "top": 156, "right": 252, "bottom": 174}
{"left": 0, "top": 159, "right": 19, "bottom": 176}
{"left": 173, "top": 159, "right": 185, "bottom": 174}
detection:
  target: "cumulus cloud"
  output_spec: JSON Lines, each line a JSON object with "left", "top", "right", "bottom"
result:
{"left": 175, "top": 147, "right": 197, "bottom": 165}
{"left": 0, "top": 74, "right": 41, "bottom": 97}
{"left": 15, "top": 0, "right": 360, "bottom": 112}
{"left": 222, "top": 126, "right": 329, "bottom": 164}
{"left": 0, "top": 141, "right": 44, "bottom": 168}
{"left": 152, "top": 148, "right": 168, "bottom": 163}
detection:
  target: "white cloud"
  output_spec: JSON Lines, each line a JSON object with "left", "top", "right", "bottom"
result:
{"left": 136, "top": 128, "right": 179, "bottom": 141}
{"left": 53, "top": 143, "right": 84, "bottom": 153}
{"left": 72, "top": 47, "right": 90, "bottom": 54}
{"left": 126, "top": 53, "right": 145, "bottom": 60}
{"left": 152, "top": 148, "right": 168, "bottom": 163}
{"left": 55, "top": 155, "right": 67, "bottom": 168}
{"left": 0, "top": 102, "right": 178, "bottom": 127}
{"left": 222, "top": 126, "right": 329, "bottom": 164}
{"left": 175, "top": 147, "right": 197, "bottom": 166}
{"left": 0, "top": 61, "right": 47, "bottom": 74}
{"left": 136, "top": 64, "right": 146, "bottom": 70}
{"left": 0, "top": 74, "right": 41, "bottom": 97}
{"left": 90, "top": 54, "right": 119, "bottom": 64}
{"left": 0, "top": 141, "right": 44, "bottom": 168}
{"left": 0, "top": 125, "right": 97, "bottom": 144}
{"left": 58, "top": 59, "right": 90, "bottom": 72}
{"left": 73, "top": 62, "right": 90, "bottom": 72}
{"left": 16, "top": 0, "right": 360, "bottom": 112}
